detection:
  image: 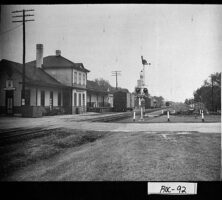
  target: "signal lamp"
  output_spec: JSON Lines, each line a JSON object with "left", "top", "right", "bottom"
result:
{"left": 135, "top": 88, "right": 141, "bottom": 94}
{"left": 143, "top": 88, "right": 148, "bottom": 94}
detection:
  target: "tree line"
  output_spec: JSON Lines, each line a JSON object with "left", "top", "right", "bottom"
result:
{"left": 185, "top": 72, "right": 221, "bottom": 112}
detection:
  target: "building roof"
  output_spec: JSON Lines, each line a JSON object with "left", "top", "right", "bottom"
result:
{"left": 86, "top": 80, "right": 130, "bottom": 94}
{"left": 110, "top": 88, "right": 129, "bottom": 93}
{"left": 87, "top": 80, "right": 109, "bottom": 94}
{"left": 0, "top": 59, "right": 67, "bottom": 88}
{"left": 26, "top": 55, "right": 90, "bottom": 73}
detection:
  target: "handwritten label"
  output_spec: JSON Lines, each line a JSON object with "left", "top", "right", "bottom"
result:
{"left": 148, "top": 182, "right": 197, "bottom": 195}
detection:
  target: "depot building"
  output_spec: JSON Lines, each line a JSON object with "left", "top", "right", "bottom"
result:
{"left": 0, "top": 44, "right": 113, "bottom": 117}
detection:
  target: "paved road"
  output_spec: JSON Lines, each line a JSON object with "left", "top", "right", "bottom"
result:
{"left": 0, "top": 114, "right": 220, "bottom": 133}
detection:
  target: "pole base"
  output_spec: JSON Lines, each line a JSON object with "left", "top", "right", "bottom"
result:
{"left": 202, "top": 119, "right": 204, "bottom": 122}
{"left": 168, "top": 118, "right": 170, "bottom": 122}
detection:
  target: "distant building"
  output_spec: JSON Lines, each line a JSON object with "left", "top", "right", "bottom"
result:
{"left": 86, "top": 80, "right": 110, "bottom": 108}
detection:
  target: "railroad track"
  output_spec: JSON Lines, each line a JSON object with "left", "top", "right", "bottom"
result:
{"left": 83, "top": 108, "right": 164, "bottom": 122}
{"left": 0, "top": 108, "right": 164, "bottom": 142}
{"left": 90, "top": 112, "right": 133, "bottom": 122}
{"left": 80, "top": 108, "right": 165, "bottom": 122}
{"left": 0, "top": 127, "right": 53, "bottom": 143}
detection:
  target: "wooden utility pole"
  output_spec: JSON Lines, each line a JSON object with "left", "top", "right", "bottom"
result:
{"left": 111, "top": 71, "right": 121, "bottom": 90}
{"left": 12, "top": 9, "right": 34, "bottom": 106}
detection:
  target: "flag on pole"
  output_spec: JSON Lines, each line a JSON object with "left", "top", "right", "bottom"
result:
{"left": 141, "top": 56, "right": 150, "bottom": 65}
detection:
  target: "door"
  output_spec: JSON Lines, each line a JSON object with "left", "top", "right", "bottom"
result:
{"left": 63, "top": 90, "right": 72, "bottom": 114}
{"left": 5, "top": 90, "right": 14, "bottom": 115}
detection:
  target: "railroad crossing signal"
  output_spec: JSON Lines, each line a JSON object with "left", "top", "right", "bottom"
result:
{"left": 135, "top": 87, "right": 141, "bottom": 95}
{"left": 143, "top": 88, "right": 148, "bottom": 95}
{"left": 135, "top": 87, "right": 148, "bottom": 98}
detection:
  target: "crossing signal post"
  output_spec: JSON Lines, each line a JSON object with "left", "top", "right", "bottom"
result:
{"left": 134, "top": 56, "right": 151, "bottom": 122}
{"left": 135, "top": 87, "right": 148, "bottom": 121}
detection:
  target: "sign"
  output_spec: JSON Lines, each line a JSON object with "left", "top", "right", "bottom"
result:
{"left": 148, "top": 182, "right": 197, "bottom": 195}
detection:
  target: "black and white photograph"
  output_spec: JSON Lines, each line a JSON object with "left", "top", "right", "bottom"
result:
{"left": 0, "top": 4, "right": 221, "bottom": 182}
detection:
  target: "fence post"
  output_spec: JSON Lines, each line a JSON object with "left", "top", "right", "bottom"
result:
{"left": 140, "top": 106, "right": 144, "bottom": 121}
{"left": 202, "top": 110, "right": 204, "bottom": 122}
{"left": 133, "top": 110, "right": 136, "bottom": 122}
{"left": 167, "top": 111, "right": 170, "bottom": 122}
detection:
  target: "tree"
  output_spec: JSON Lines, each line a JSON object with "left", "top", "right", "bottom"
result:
{"left": 153, "top": 96, "right": 164, "bottom": 107}
{"left": 94, "top": 78, "right": 112, "bottom": 91}
{"left": 193, "top": 72, "right": 221, "bottom": 111}
{"left": 184, "top": 98, "right": 194, "bottom": 105}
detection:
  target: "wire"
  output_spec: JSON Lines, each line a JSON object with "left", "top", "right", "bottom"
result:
{"left": 0, "top": 24, "right": 22, "bottom": 36}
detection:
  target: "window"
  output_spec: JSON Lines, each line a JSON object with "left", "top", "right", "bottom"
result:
{"left": 79, "top": 93, "right": 81, "bottom": 106}
{"left": 74, "top": 93, "right": 77, "bottom": 106}
{"left": 41, "top": 91, "right": 45, "bottom": 106}
{"left": 58, "top": 92, "right": 61, "bottom": 106}
{"left": 79, "top": 73, "right": 81, "bottom": 85}
{"left": 6, "top": 79, "right": 13, "bottom": 88}
{"left": 50, "top": 91, "right": 53, "bottom": 107}
{"left": 74, "top": 71, "right": 77, "bottom": 84}
{"left": 83, "top": 74, "right": 86, "bottom": 85}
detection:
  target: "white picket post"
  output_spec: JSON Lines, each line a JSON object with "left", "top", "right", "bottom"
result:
{"left": 140, "top": 106, "right": 144, "bottom": 121}
{"left": 167, "top": 111, "right": 170, "bottom": 122}
{"left": 202, "top": 110, "right": 204, "bottom": 122}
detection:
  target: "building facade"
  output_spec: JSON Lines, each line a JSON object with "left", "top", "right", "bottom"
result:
{"left": 0, "top": 59, "right": 66, "bottom": 116}
{"left": 0, "top": 44, "right": 118, "bottom": 116}
{"left": 26, "top": 45, "right": 90, "bottom": 114}
{"left": 86, "top": 80, "right": 113, "bottom": 112}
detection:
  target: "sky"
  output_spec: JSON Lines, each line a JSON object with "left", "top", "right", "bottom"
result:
{"left": 0, "top": 4, "right": 221, "bottom": 102}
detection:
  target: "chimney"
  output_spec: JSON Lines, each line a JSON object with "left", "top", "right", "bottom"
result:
{"left": 56, "top": 50, "right": 61, "bottom": 56}
{"left": 36, "top": 44, "right": 43, "bottom": 68}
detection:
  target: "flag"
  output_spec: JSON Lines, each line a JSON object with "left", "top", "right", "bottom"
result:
{"left": 141, "top": 56, "right": 148, "bottom": 65}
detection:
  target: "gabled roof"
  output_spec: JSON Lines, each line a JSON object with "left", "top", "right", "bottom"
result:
{"left": 0, "top": 59, "right": 67, "bottom": 88}
{"left": 26, "top": 55, "right": 90, "bottom": 73}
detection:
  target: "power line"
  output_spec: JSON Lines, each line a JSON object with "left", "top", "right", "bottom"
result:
{"left": 0, "top": 24, "right": 22, "bottom": 36}
{"left": 111, "top": 71, "right": 121, "bottom": 90}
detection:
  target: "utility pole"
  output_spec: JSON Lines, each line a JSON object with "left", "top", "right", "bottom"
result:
{"left": 111, "top": 71, "right": 121, "bottom": 90}
{"left": 12, "top": 9, "right": 34, "bottom": 106}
